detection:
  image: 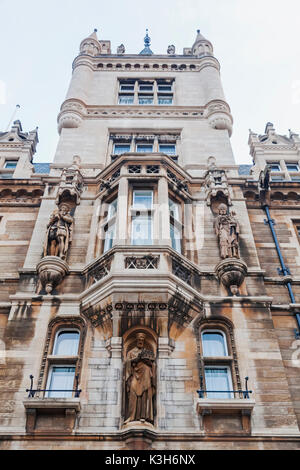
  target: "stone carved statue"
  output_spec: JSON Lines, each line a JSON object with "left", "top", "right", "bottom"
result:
{"left": 117, "top": 44, "right": 125, "bottom": 55}
{"left": 167, "top": 44, "right": 175, "bottom": 55}
{"left": 124, "top": 332, "right": 156, "bottom": 425}
{"left": 214, "top": 203, "right": 240, "bottom": 259}
{"left": 43, "top": 203, "right": 73, "bottom": 260}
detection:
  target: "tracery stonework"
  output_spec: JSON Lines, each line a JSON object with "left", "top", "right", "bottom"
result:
{"left": 124, "top": 332, "right": 156, "bottom": 425}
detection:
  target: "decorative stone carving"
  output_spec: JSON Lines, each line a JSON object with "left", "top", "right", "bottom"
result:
{"left": 204, "top": 157, "right": 231, "bottom": 206}
{"left": 37, "top": 256, "right": 69, "bottom": 294}
{"left": 117, "top": 44, "right": 125, "bottom": 55}
{"left": 206, "top": 100, "right": 233, "bottom": 136}
{"left": 86, "top": 256, "right": 112, "bottom": 287}
{"left": 43, "top": 203, "right": 73, "bottom": 260}
{"left": 166, "top": 169, "right": 188, "bottom": 192}
{"left": 214, "top": 204, "right": 240, "bottom": 259}
{"left": 125, "top": 255, "right": 159, "bottom": 269}
{"left": 123, "top": 332, "right": 156, "bottom": 426}
{"left": 167, "top": 45, "right": 175, "bottom": 55}
{"left": 99, "top": 168, "right": 121, "bottom": 192}
{"left": 56, "top": 156, "right": 83, "bottom": 205}
{"left": 215, "top": 258, "right": 248, "bottom": 296}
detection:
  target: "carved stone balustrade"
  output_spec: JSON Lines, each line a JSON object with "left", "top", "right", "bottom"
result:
{"left": 84, "top": 254, "right": 113, "bottom": 289}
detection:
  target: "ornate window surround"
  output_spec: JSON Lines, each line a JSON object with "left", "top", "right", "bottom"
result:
{"left": 37, "top": 316, "right": 87, "bottom": 395}
{"left": 195, "top": 317, "right": 242, "bottom": 396}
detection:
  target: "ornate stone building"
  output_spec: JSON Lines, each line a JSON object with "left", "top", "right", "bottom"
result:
{"left": 0, "top": 29, "right": 300, "bottom": 450}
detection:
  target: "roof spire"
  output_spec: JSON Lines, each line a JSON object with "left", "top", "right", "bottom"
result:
{"left": 192, "top": 28, "right": 213, "bottom": 56}
{"left": 139, "top": 28, "right": 153, "bottom": 55}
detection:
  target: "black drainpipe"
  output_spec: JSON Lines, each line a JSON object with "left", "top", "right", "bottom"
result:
{"left": 263, "top": 204, "right": 300, "bottom": 336}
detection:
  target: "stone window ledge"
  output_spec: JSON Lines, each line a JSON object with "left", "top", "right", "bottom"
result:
{"left": 196, "top": 398, "right": 255, "bottom": 415}
{"left": 196, "top": 399, "right": 255, "bottom": 435}
{"left": 23, "top": 398, "right": 81, "bottom": 433}
{"left": 23, "top": 397, "right": 81, "bottom": 411}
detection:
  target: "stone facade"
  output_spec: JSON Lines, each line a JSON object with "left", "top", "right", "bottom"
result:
{"left": 0, "top": 29, "right": 300, "bottom": 450}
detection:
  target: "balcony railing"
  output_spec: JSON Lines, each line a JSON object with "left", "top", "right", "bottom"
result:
{"left": 197, "top": 376, "right": 252, "bottom": 399}
{"left": 26, "top": 374, "right": 82, "bottom": 398}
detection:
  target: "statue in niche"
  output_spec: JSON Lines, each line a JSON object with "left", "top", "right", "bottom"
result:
{"left": 124, "top": 332, "right": 156, "bottom": 425}
{"left": 214, "top": 203, "right": 240, "bottom": 259}
{"left": 43, "top": 203, "right": 73, "bottom": 260}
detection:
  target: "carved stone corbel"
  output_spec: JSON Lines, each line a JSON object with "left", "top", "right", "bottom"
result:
{"left": 37, "top": 256, "right": 69, "bottom": 294}
{"left": 215, "top": 258, "right": 248, "bottom": 296}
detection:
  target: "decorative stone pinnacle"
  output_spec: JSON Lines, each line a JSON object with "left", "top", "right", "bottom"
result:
{"left": 144, "top": 28, "right": 151, "bottom": 47}
{"left": 139, "top": 28, "right": 153, "bottom": 55}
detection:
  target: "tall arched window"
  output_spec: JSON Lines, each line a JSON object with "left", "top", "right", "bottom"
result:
{"left": 46, "top": 329, "right": 80, "bottom": 398}
{"left": 198, "top": 322, "right": 241, "bottom": 400}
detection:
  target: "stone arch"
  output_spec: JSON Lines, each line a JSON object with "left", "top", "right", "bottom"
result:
{"left": 271, "top": 191, "right": 284, "bottom": 201}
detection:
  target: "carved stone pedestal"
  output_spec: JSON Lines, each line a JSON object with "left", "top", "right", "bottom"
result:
{"left": 37, "top": 256, "right": 69, "bottom": 294}
{"left": 215, "top": 258, "right": 248, "bottom": 296}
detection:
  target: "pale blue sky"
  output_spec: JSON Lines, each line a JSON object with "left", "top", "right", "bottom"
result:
{"left": 1, "top": 0, "right": 300, "bottom": 164}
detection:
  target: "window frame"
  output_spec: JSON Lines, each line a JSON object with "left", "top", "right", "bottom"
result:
{"left": 45, "top": 364, "right": 77, "bottom": 398}
{"left": 159, "top": 143, "right": 176, "bottom": 156}
{"left": 201, "top": 329, "right": 229, "bottom": 357}
{"left": 52, "top": 329, "right": 80, "bottom": 356}
{"left": 198, "top": 322, "right": 241, "bottom": 400}
{"left": 41, "top": 318, "right": 86, "bottom": 399}
{"left": 117, "top": 78, "right": 174, "bottom": 105}
{"left": 102, "top": 196, "right": 118, "bottom": 254}
{"left": 204, "top": 365, "right": 234, "bottom": 399}
{"left": 113, "top": 143, "right": 131, "bottom": 155}
{"left": 131, "top": 188, "right": 154, "bottom": 246}
{"left": 4, "top": 160, "right": 18, "bottom": 169}
{"left": 118, "top": 94, "right": 134, "bottom": 105}
{"left": 169, "top": 195, "right": 183, "bottom": 254}
{"left": 286, "top": 163, "right": 300, "bottom": 172}
{"left": 136, "top": 143, "right": 154, "bottom": 153}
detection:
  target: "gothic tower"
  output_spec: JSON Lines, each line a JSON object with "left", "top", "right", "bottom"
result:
{"left": 0, "top": 29, "right": 300, "bottom": 450}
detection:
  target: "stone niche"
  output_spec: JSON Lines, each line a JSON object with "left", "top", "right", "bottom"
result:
{"left": 23, "top": 398, "right": 81, "bottom": 434}
{"left": 122, "top": 327, "right": 157, "bottom": 429}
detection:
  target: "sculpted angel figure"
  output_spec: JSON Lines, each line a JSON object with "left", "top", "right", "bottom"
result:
{"left": 43, "top": 203, "right": 73, "bottom": 260}
{"left": 124, "top": 332, "right": 156, "bottom": 425}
